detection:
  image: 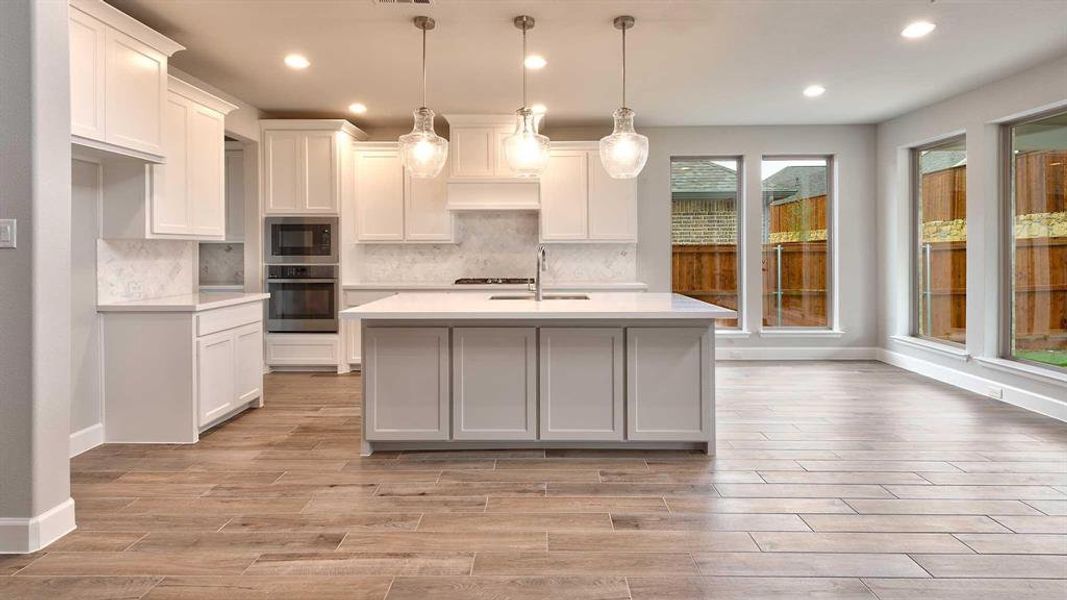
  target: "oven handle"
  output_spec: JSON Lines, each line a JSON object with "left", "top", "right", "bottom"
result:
{"left": 266, "top": 279, "right": 338, "bottom": 284}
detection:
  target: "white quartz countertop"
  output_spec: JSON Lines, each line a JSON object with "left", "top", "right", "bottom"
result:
{"left": 341, "top": 292, "right": 735, "bottom": 321}
{"left": 342, "top": 281, "right": 648, "bottom": 291}
{"left": 98, "top": 292, "right": 270, "bottom": 313}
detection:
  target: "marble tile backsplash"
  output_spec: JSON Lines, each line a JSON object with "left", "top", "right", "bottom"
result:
{"left": 357, "top": 212, "right": 637, "bottom": 283}
{"left": 199, "top": 242, "right": 245, "bottom": 285}
{"left": 97, "top": 239, "right": 196, "bottom": 304}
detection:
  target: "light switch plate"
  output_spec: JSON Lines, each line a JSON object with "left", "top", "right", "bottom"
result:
{"left": 0, "top": 219, "right": 15, "bottom": 249}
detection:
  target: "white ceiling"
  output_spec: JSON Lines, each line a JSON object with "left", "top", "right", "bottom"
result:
{"left": 108, "top": 0, "right": 1067, "bottom": 130}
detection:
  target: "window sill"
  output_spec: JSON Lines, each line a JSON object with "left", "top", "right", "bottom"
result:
{"left": 759, "top": 329, "right": 845, "bottom": 339}
{"left": 975, "top": 356, "right": 1067, "bottom": 386}
{"left": 890, "top": 335, "right": 970, "bottom": 362}
{"left": 716, "top": 329, "right": 752, "bottom": 339}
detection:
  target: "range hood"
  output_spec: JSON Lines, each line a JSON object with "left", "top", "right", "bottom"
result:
{"left": 443, "top": 114, "right": 541, "bottom": 211}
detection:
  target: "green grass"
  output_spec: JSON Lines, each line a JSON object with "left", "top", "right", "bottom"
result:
{"left": 1014, "top": 350, "right": 1067, "bottom": 368}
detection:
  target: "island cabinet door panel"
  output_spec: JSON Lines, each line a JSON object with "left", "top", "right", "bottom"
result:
{"left": 452, "top": 328, "right": 537, "bottom": 440}
{"left": 626, "top": 327, "right": 714, "bottom": 441}
{"left": 539, "top": 328, "right": 624, "bottom": 441}
{"left": 364, "top": 328, "right": 450, "bottom": 440}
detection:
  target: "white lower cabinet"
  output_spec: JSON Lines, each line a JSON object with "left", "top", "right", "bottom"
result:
{"left": 452, "top": 328, "right": 537, "bottom": 440}
{"left": 364, "top": 328, "right": 450, "bottom": 440}
{"left": 626, "top": 327, "right": 714, "bottom": 441}
{"left": 101, "top": 299, "right": 267, "bottom": 443}
{"left": 539, "top": 328, "right": 624, "bottom": 440}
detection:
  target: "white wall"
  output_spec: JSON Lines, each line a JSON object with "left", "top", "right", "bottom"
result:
{"left": 876, "top": 55, "right": 1067, "bottom": 420}
{"left": 71, "top": 160, "right": 103, "bottom": 446}
{"left": 638, "top": 125, "right": 879, "bottom": 358}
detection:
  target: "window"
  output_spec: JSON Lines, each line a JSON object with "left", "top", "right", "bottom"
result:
{"left": 761, "top": 157, "right": 831, "bottom": 328}
{"left": 670, "top": 157, "right": 741, "bottom": 328}
{"left": 1008, "top": 111, "right": 1067, "bottom": 370}
{"left": 914, "top": 136, "right": 967, "bottom": 345}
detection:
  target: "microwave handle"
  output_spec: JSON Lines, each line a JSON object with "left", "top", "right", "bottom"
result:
{"left": 266, "top": 278, "right": 338, "bottom": 284}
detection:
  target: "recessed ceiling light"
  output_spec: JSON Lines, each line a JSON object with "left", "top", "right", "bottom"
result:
{"left": 803, "top": 84, "right": 826, "bottom": 98}
{"left": 524, "top": 54, "right": 547, "bottom": 70}
{"left": 531, "top": 103, "right": 547, "bottom": 114}
{"left": 284, "top": 54, "right": 310, "bottom": 70}
{"left": 901, "top": 21, "right": 936, "bottom": 39}
{"left": 348, "top": 103, "right": 368, "bottom": 115}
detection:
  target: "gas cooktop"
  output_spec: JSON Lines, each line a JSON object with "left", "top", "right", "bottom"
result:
{"left": 454, "top": 277, "right": 535, "bottom": 285}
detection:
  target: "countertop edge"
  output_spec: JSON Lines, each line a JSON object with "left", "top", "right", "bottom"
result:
{"left": 342, "top": 282, "right": 650, "bottom": 291}
{"left": 98, "top": 292, "right": 270, "bottom": 313}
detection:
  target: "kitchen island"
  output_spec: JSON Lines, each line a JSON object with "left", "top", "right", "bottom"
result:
{"left": 341, "top": 292, "right": 735, "bottom": 455}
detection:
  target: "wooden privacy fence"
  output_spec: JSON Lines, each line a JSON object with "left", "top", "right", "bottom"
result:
{"left": 672, "top": 242, "right": 829, "bottom": 327}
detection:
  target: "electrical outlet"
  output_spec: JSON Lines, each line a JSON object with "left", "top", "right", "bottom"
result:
{"left": 0, "top": 219, "right": 16, "bottom": 249}
{"left": 986, "top": 387, "right": 1004, "bottom": 399}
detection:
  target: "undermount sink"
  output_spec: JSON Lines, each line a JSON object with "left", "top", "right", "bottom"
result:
{"left": 490, "top": 294, "right": 590, "bottom": 301}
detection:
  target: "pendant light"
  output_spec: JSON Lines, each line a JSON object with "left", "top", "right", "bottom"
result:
{"left": 503, "top": 15, "right": 550, "bottom": 178}
{"left": 599, "top": 15, "right": 648, "bottom": 179}
{"left": 398, "top": 16, "right": 448, "bottom": 178}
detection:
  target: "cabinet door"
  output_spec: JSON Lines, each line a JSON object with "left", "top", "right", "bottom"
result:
{"left": 197, "top": 330, "right": 236, "bottom": 427}
{"left": 540, "top": 151, "right": 589, "bottom": 241}
{"left": 189, "top": 104, "right": 226, "bottom": 237}
{"left": 225, "top": 147, "right": 245, "bottom": 241}
{"left": 364, "top": 328, "right": 449, "bottom": 440}
{"left": 69, "top": 8, "right": 106, "bottom": 141}
{"left": 355, "top": 149, "right": 404, "bottom": 241}
{"left": 452, "top": 328, "right": 537, "bottom": 440}
{"left": 304, "top": 131, "right": 338, "bottom": 213}
{"left": 151, "top": 94, "right": 191, "bottom": 235}
{"left": 405, "top": 166, "right": 452, "bottom": 241}
{"left": 104, "top": 28, "right": 166, "bottom": 156}
{"left": 264, "top": 131, "right": 304, "bottom": 214}
{"left": 626, "top": 327, "right": 713, "bottom": 441}
{"left": 540, "top": 328, "right": 624, "bottom": 441}
{"left": 451, "top": 127, "right": 495, "bottom": 178}
{"left": 587, "top": 151, "right": 637, "bottom": 241}
{"left": 493, "top": 126, "right": 519, "bottom": 178}
{"left": 234, "top": 323, "right": 263, "bottom": 404}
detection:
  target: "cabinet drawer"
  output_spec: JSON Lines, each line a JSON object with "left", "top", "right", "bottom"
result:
{"left": 197, "top": 302, "right": 262, "bottom": 337}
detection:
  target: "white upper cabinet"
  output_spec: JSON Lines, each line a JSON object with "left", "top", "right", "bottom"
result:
{"left": 149, "top": 77, "right": 235, "bottom": 239}
{"left": 351, "top": 142, "right": 454, "bottom": 243}
{"left": 539, "top": 143, "right": 638, "bottom": 242}
{"left": 100, "top": 77, "right": 235, "bottom": 241}
{"left": 539, "top": 150, "right": 589, "bottom": 241}
{"left": 69, "top": 0, "right": 184, "bottom": 162}
{"left": 444, "top": 115, "right": 527, "bottom": 180}
{"left": 261, "top": 120, "right": 366, "bottom": 216}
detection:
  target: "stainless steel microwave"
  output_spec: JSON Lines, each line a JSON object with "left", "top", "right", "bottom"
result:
{"left": 264, "top": 217, "right": 338, "bottom": 264}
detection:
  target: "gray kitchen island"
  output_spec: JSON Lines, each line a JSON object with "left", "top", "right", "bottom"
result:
{"left": 340, "top": 292, "right": 735, "bottom": 455}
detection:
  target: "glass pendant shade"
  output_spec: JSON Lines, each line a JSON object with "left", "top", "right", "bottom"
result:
{"left": 504, "top": 107, "right": 550, "bottom": 178}
{"left": 599, "top": 107, "right": 648, "bottom": 179}
{"left": 398, "top": 107, "right": 448, "bottom": 178}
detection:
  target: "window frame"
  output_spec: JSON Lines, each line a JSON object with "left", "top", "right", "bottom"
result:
{"left": 669, "top": 155, "right": 745, "bottom": 330}
{"left": 1000, "top": 108, "right": 1067, "bottom": 372}
{"left": 760, "top": 154, "right": 835, "bottom": 331}
{"left": 910, "top": 134, "right": 967, "bottom": 349}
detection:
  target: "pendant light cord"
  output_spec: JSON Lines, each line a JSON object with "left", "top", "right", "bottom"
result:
{"left": 621, "top": 23, "right": 627, "bottom": 108}
{"left": 521, "top": 22, "right": 528, "bottom": 108}
{"left": 421, "top": 25, "right": 427, "bottom": 108}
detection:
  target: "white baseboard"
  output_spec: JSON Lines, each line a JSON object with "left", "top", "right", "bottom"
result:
{"left": 0, "top": 498, "right": 76, "bottom": 554}
{"left": 878, "top": 349, "right": 1067, "bottom": 422}
{"left": 717, "top": 346, "right": 879, "bottom": 361}
{"left": 69, "top": 423, "right": 104, "bottom": 458}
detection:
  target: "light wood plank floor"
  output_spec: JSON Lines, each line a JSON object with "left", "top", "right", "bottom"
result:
{"left": 2, "top": 361, "right": 1065, "bottom": 599}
